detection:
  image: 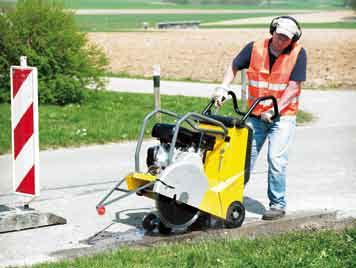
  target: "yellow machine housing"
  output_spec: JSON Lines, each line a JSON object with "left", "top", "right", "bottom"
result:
{"left": 125, "top": 120, "right": 252, "bottom": 221}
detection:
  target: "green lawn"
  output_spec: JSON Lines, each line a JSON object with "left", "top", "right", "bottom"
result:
{"left": 202, "top": 22, "right": 356, "bottom": 29}
{"left": 1, "top": 0, "right": 349, "bottom": 10}
{"left": 33, "top": 227, "right": 356, "bottom": 268}
{"left": 75, "top": 13, "right": 356, "bottom": 32}
{"left": 0, "top": 90, "right": 312, "bottom": 154}
{"left": 75, "top": 13, "right": 284, "bottom": 32}
{"left": 0, "top": 0, "right": 16, "bottom": 8}
{"left": 55, "top": 0, "right": 347, "bottom": 10}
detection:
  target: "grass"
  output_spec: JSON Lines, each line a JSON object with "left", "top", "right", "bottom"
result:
{"left": 33, "top": 227, "right": 356, "bottom": 268}
{"left": 1, "top": 0, "right": 349, "bottom": 10}
{"left": 75, "top": 13, "right": 284, "bottom": 32}
{"left": 0, "top": 90, "right": 312, "bottom": 154}
{"left": 54, "top": 0, "right": 348, "bottom": 10}
{"left": 75, "top": 12, "right": 356, "bottom": 32}
{"left": 202, "top": 22, "right": 356, "bottom": 29}
{"left": 0, "top": 0, "right": 15, "bottom": 8}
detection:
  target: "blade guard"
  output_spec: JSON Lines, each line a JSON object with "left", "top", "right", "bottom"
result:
{"left": 153, "top": 152, "right": 209, "bottom": 209}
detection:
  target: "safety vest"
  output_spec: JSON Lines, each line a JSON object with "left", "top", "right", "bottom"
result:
{"left": 247, "top": 38, "right": 302, "bottom": 116}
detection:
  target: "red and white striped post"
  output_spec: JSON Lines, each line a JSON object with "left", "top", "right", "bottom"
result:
{"left": 10, "top": 56, "right": 40, "bottom": 201}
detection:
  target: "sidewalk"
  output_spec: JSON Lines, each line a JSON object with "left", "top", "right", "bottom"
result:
{"left": 105, "top": 77, "right": 237, "bottom": 98}
{"left": 0, "top": 78, "right": 355, "bottom": 267}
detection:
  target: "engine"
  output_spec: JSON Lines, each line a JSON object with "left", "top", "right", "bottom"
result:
{"left": 146, "top": 123, "right": 216, "bottom": 174}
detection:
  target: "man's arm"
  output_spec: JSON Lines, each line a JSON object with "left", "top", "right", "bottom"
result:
{"left": 221, "top": 64, "right": 238, "bottom": 87}
{"left": 222, "top": 41, "right": 253, "bottom": 88}
{"left": 277, "top": 47, "right": 306, "bottom": 112}
{"left": 266, "top": 47, "right": 306, "bottom": 119}
{"left": 212, "top": 42, "right": 253, "bottom": 106}
{"left": 261, "top": 81, "right": 301, "bottom": 123}
{"left": 277, "top": 80, "right": 301, "bottom": 113}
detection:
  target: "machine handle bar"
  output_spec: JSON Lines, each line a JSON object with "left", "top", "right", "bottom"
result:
{"left": 202, "top": 91, "right": 279, "bottom": 126}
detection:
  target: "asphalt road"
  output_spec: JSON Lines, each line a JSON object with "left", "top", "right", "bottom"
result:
{"left": 0, "top": 79, "right": 355, "bottom": 267}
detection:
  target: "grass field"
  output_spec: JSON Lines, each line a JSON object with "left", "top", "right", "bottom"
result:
{"left": 56, "top": 0, "right": 347, "bottom": 10}
{"left": 33, "top": 227, "right": 356, "bottom": 268}
{"left": 0, "top": 0, "right": 348, "bottom": 10}
{"left": 201, "top": 21, "right": 356, "bottom": 29}
{"left": 0, "top": 90, "right": 312, "bottom": 154}
{"left": 0, "top": 0, "right": 15, "bottom": 8}
{"left": 75, "top": 14, "right": 356, "bottom": 31}
{"left": 75, "top": 13, "right": 283, "bottom": 31}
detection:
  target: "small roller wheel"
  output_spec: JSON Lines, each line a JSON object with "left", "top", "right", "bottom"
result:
{"left": 225, "top": 201, "right": 245, "bottom": 228}
{"left": 158, "top": 221, "right": 172, "bottom": 235}
{"left": 142, "top": 213, "right": 158, "bottom": 232}
{"left": 96, "top": 206, "right": 106, "bottom": 216}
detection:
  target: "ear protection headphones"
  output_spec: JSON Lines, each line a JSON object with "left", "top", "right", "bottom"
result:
{"left": 269, "top": 16, "right": 302, "bottom": 42}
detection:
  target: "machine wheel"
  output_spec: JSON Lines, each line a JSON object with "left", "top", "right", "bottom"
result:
{"left": 142, "top": 213, "right": 158, "bottom": 232}
{"left": 225, "top": 201, "right": 245, "bottom": 228}
{"left": 158, "top": 221, "right": 172, "bottom": 235}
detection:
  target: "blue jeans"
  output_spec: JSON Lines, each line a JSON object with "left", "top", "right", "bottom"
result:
{"left": 246, "top": 116, "right": 296, "bottom": 209}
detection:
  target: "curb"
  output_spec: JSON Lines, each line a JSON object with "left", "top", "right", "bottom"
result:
{"left": 50, "top": 210, "right": 356, "bottom": 261}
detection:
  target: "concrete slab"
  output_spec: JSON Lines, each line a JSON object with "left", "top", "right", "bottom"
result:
{"left": 0, "top": 205, "right": 66, "bottom": 233}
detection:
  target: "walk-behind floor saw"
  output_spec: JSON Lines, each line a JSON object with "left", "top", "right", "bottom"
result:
{"left": 96, "top": 91, "right": 278, "bottom": 234}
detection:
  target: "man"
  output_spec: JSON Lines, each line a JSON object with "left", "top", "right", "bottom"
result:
{"left": 212, "top": 16, "right": 307, "bottom": 220}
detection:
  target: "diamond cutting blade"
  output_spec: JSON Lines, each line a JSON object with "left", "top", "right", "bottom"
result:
{"left": 156, "top": 194, "right": 200, "bottom": 229}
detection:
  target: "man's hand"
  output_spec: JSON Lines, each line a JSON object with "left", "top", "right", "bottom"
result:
{"left": 260, "top": 109, "right": 275, "bottom": 123}
{"left": 212, "top": 86, "right": 229, "bottom": 107}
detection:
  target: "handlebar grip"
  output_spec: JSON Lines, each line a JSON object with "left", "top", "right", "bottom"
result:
{"left": 239, "top": 96, "right": 279, "bottom": 125}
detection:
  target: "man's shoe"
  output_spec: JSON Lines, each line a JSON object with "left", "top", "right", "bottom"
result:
{"left": 262, "top": 207, "right": 285, "bottom": 220}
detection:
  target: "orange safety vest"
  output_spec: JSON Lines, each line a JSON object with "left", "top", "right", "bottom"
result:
{"left": 247, "top": 38, "right": 302, "bottom": 116}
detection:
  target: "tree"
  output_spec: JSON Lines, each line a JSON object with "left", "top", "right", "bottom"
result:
{"left": 350, "top": 0, "right": 356, "bottom": 10}
{"left": 0, "top": 0, "right": 108, "bottom": 105}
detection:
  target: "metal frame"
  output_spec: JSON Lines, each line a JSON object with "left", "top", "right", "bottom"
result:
{"left": 97, "top": 108, "right": 228, "bottom": 210}
{"left": 96, "top": 177, "right": 156, "bottom": 209}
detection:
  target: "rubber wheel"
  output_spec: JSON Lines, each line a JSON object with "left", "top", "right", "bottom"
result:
{"left": 225, "top": 201, "right": 245, "bottom": 228}
{"left": 142, "top": 213, "right": 158, "bottom": 232}
{"left": 158, "top": 221, "right": 172, "bottom": 235}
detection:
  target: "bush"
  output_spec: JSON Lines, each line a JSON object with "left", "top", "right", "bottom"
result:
{"left": 0, "top": 0, "right": 108, "bottom": 105}
{"left": 351, "top": 0, "right": 356, "bottom": 10}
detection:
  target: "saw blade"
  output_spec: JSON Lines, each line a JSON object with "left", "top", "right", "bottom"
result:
{"left": 156, "top": 194, "right": 200, "bottom": 229}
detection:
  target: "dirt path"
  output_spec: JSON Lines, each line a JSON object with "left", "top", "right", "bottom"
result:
{"left": 88, "top": 29, "right": 356, "bottom": 89}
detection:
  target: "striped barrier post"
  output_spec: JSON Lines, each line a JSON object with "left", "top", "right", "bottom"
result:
{"left": 10, "top": 56, "right": 40, "bottom": 200}
{"left": 0, "top": 61, "right": 66, "bottom": 233}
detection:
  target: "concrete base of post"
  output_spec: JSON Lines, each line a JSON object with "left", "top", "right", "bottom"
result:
{"left": 0, "top": 205, "right": 66, "bottom": 233}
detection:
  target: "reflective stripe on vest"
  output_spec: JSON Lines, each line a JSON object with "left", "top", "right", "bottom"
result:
{"left": 247, "top": 39, "right": 302, "bottom": 116}
{"left": 249, "top": 80, "right": 288, "bottom": 91}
